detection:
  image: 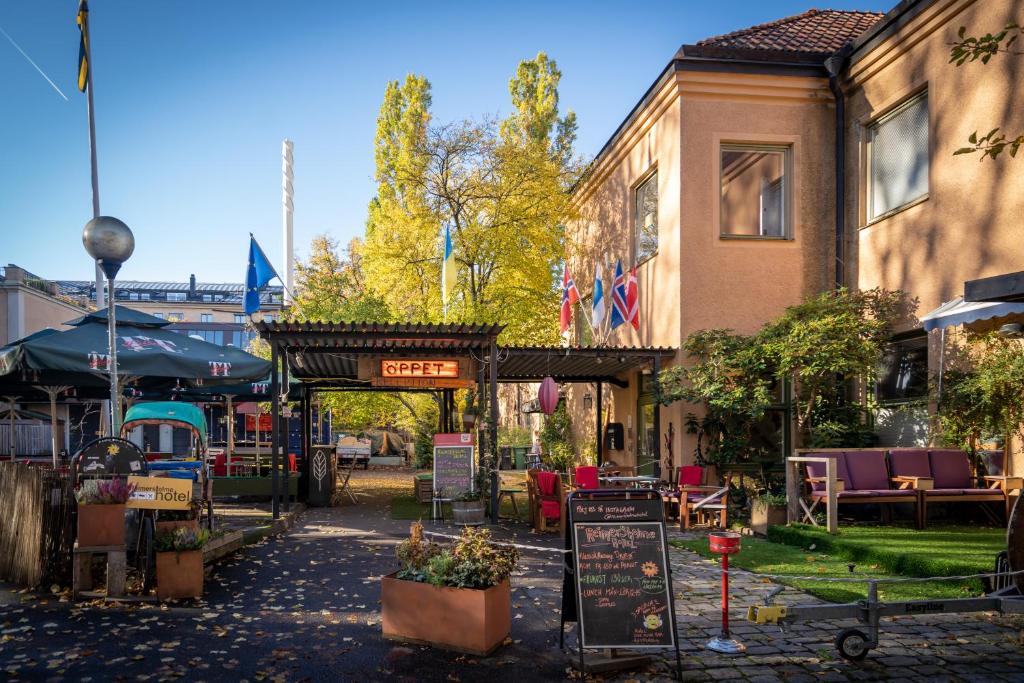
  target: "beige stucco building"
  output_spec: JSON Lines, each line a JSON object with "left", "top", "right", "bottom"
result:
{"left": 566, "top": 0, "right": 1024, "bottom": 476}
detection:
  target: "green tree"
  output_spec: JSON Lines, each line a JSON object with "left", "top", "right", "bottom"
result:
{"left": 950, "top": 22, "right": 1023, "bottom": 160}
{"left": 361, "top": 55, "right": 580, "bottom": 345}
{"left": 291, "top": 234, "right": 389, "bottom": 322}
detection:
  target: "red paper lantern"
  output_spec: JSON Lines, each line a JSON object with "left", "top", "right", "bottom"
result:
{"left": 538, "top": 376, "right": 559, "bottom": 415}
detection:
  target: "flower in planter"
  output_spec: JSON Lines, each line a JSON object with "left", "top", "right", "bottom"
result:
{"left": 395, "top": 522, "right": 518, "bottom": 589}
{"left": 75, "top": 478, "right": 135, "bottom": 505}
{"left": 155, "top": 526, "right": 210, "bottom": 553}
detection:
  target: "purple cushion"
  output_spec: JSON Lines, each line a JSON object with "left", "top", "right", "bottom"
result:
{"left": 844, "top": 451, "right": 890, "bottom": 490}
{"left": 805, "top": 453, "right": 850, "bottom": 491}
{"left": 929, "top": 450, "right": 972, "bottom": 489}
{"left": 956, "top": 488, "right": 1003, "bottom": 496}
{"left": 889, "top": 449, "right": 931, "bottom": 478}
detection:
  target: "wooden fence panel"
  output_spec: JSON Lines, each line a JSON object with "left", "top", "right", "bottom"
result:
{"left": 0, "top": 463, "right": 74, "bottom": 586}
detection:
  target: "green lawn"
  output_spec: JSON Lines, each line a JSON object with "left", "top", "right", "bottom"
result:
{"left": 673, "top": 523, "right": 1005, "bottom": 603}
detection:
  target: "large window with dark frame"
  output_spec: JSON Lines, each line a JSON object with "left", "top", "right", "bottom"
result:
{"left": 720, "top": 144, "right": 791, "bottom": 238}
{"left": 634, "top": 171, "right": 658, "bottom": 263}
{"left": 876, "top": 334, "right": 929, "bottom": 403}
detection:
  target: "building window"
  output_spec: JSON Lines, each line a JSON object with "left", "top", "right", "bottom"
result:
{"left": 166, "top": 292, "right": 186, "bottom": 302}
{"left": 234, "top": 314, "right": 246, "bottom": 324}
{"left": 200, "top": 314, "right": 213, "bottom": 323}
{"left": 153, "top": 312, "right": 165, "bottom": 320}
{"left": 720, "top": 144, "right": 790, "bottom": 238}
{"left": 166, "top": 312, "right": 184, "bottom": 322}
{"left": 263, "top": 314, "right": 275, "bottom": 323}
{"left": 128, "top": 292, "right": 140, "bottom": 301}
{"left": 140, "top": 293, "right": 150, "bottom": 300}
{"left": 634, "top": 172, "right": 658, "bottom": 262}
{"left": 868, "top": 92, "right": 928, "bottom": 221}
{"left": 876, "top": 335, "right": 928, "bottom": 402}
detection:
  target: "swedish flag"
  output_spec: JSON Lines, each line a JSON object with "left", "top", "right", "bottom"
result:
{"left": 76, "top": 1, "right": 89, "bottom": 92}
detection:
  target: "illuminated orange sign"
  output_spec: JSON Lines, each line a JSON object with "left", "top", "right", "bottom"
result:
{"left": 381, "top": 359, "right": 460, "bottom": 379}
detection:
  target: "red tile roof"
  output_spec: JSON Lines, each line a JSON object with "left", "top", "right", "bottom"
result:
{"left": 696, "top": 8, "right": 884, "bottom": 56}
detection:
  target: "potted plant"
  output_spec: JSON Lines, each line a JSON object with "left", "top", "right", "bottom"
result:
{"left": 381, "top": 522, "right": 518, "bottom": 655}
{"left": 155, "top": 501, "right": 201, "bottom": 534}
{"left": 154, "top": 526, "right": 210, "bottom": 600}
{"left": 75, "top": 478, "right": 135, "bottom": 547}
{"left": 750, "top": 490, "right": 788, "bottom": 536}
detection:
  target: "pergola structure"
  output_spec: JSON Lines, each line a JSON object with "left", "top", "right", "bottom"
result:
{"left": 255, "top": 321, "right": 675, "bottom": 520}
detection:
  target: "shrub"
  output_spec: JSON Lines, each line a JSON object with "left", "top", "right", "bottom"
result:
{"left": 395, "top": 522, "right": 518, "bottom": 589}
{"left": 75, "top": 478, "right": 135, "bottom": 505}
{"left": 155, "top": 526, "right": 210, "bottom": 552}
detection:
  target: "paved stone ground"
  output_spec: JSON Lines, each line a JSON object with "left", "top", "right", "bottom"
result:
{"left": 1, "top": 468, "right": 1022, "bottom": 681}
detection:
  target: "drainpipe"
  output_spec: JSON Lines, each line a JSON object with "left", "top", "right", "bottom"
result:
{"left": 826, "top": 47, "right": 851, "bottom": 290}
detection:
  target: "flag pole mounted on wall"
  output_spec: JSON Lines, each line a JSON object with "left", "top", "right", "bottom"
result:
{"left": 77, "top": 1, "right": 106, "bottom": 310}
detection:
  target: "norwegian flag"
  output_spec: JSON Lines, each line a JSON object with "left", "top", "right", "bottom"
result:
{"left": 560, "top": 265, "right": 581, "bottom": 333}
{"left": 626, "top": 265, "right": 639, "bottom": 331}
{"left": 610, "top": 260, "right": 627, "bottom": 330}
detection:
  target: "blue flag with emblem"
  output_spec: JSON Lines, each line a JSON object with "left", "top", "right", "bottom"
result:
{"left": 245, "top": 236, "right": 279, "bottom": 315}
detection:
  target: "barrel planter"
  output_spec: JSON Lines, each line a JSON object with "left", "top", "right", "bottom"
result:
{"left": 381, "top": 573, "right": 510, "bottom": 655}
{"left": 451, "top": 499, "right": 485, "bottom": 526}
{"left": 156, "top": 550, "right": 204, "bottom": 600}
{"left": 76, "top": 504, "right": 126, "bottom": 547}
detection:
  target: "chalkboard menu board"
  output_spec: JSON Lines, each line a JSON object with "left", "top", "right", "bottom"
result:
{"left": 73, "top": 437, "right": 149, "bottom": 480}
{"left": 433, "top": 433, "right": 475, "bottom": 497}
{"left": 569, "top": 495, "right": 677, "bottom": 650}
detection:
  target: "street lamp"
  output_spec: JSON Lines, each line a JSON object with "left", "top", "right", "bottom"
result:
{"left": 82, "top": 216, "right": 134, "bottom": 436}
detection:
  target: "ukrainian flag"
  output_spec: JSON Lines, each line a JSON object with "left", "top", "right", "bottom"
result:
{"left": 442, "top": 225, "right": 456, "bottom": 308}
{"left": 76, "top": 1, "right": 89, "bottom": 92}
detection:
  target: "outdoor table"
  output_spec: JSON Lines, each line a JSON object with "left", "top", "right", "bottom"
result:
{"left": 598, "top": 475, "right": 660, "bottom": 489}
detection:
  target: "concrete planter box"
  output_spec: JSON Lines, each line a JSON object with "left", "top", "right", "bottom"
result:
{"left": 76, "top": 504, "right": 126, "bottom": 547}
{"left": 381, "top": 573, "right": 510, "bottom": 655}
{"left": 156, "top": 550, "right": 204, "bottom": 600}
{"left": 751, "top": 499, "right": 787, "bottom": 536}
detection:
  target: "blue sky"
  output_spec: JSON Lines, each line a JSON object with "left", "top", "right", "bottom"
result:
{"left": 1, "top": 0, "right": 890, "bottom": 283}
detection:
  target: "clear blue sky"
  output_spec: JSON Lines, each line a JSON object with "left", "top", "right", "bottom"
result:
{"left": 1, "top": 0, "right": 890, "bottom": 283}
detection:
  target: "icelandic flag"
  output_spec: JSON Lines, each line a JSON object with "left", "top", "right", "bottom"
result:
{"left": 560, "top": 265, "right": 581, "bottom": 334}
{"left": 442, "top": 225, "right": 456, "bottom": 306}
{"left": 244, "top": 236, "right": 280, "bottom": 315}
{"left": 626, "top": 265, "right": 639, "bottom": 331}
{"left": 610, "top": 260, "right": 627, "bottom": 330}
{"left": 592, "top": 262, "right": 605, "bottom": 331}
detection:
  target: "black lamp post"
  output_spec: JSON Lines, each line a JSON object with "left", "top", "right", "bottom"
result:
{"left": 82, "top": 216, "right": 134, "bottom": 436}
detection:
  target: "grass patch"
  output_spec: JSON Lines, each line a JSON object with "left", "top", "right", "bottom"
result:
{"left": 768, "top": 523, "right": 1004, "bottom": 579}
{"left": 673, "top": 535, "right": 990, "bottom": 603}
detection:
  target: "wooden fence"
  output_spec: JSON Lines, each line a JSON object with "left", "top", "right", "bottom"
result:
{"left": 0, "top": 463, "right": 74, "bottom": 586}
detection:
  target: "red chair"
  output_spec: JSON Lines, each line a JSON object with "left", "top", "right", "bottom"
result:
{"left": 288, "top": 453, "right": 297, "bottom": 473}
{"left": 677, "top": 465, "right": 704, "bottom": 488}
{"left": 213, "top": 451, "right": 227, "bottom": 477}
{"left": 574, "top": 466, "right": 599, "bottom": 490}
{"left": 533, "top": 470, "right": 564, "bottom": 534}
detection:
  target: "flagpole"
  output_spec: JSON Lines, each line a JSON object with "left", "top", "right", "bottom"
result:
{"left": 83, "top": 6, "right": 104, "bottom": 310}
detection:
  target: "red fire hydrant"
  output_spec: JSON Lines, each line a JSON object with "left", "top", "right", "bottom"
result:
{"left": 706, "top": 531, "right": 746, "bottom": 654}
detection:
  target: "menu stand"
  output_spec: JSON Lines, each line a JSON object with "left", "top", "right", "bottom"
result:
{"left": 560, "top": 490, "right": 683, "bottom": 681}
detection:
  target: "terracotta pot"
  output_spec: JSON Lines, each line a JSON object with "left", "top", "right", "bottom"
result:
{"left": 154, "top": 519, "right": 198, "bottom": 535}
{"left": 750, "top": 499, "right": 787, "bottom": 536}
{"left": 156, "top": 550, "right": 204, "bottom": 600}
{"left": 76, "top": 504, "right": 126, "bottom": 547}
{"left": 381, "top": 573, "right": 510, "bottom": 655}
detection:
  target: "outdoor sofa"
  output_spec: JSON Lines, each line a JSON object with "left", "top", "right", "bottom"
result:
{"left": 800, "top": 450, "right": 920, "bottom": 528}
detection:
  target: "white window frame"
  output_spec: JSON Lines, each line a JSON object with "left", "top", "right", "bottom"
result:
{"left": 719, "top": 143, "right": 792, "bottom": 240}
{"left": 866, "top": 91, "right": 929, "bottom": 223}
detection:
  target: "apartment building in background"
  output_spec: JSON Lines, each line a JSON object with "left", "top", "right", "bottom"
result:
{"left": 566, "top": 0, "right": 1024, "bottom": 475}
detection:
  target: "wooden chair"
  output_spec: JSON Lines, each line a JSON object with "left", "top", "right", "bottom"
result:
{"left": 529, "top": 470, "right": 565, "bottom": 534}
{"left": 679, "top": 469, "right": 732, "bottom": 531}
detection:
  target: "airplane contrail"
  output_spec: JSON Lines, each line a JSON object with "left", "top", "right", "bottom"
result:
{"left": 0, "top": 22, "right": 69, "bottom": 101}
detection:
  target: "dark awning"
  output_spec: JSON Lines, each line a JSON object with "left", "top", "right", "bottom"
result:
{"left": 965, "top": 271, "right": 1024, "bottom": 303}
{"left": 497, "top": 346, "right": 675, "bottom": 386}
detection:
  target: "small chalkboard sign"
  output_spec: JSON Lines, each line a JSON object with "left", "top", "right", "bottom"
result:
{"left": 432, "top": 433, "right": 475, "bottom": 498}
{"left": 72, "top": 437, "right": 149, "bottom": 482}
{"left": 562, "top": 491, "right": 682, "bottom": 679}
